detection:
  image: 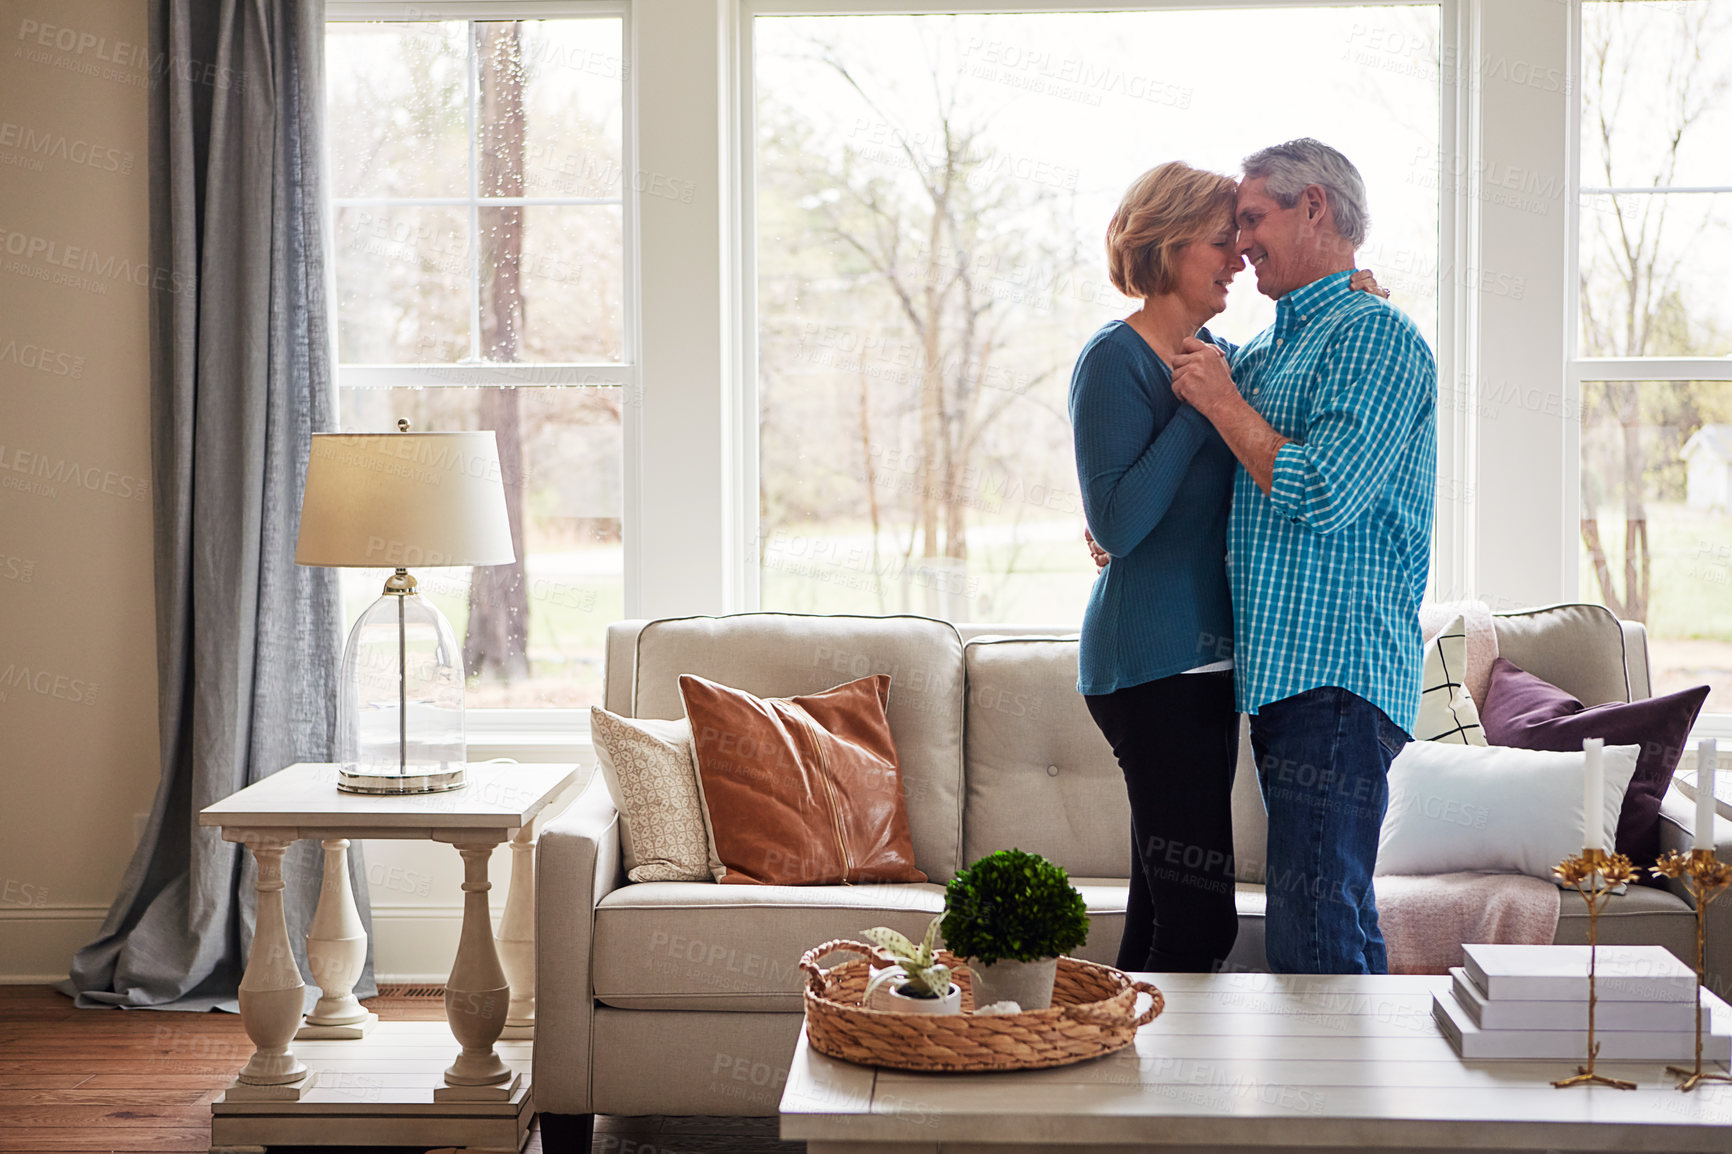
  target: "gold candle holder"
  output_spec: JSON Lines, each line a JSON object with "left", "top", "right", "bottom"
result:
{"left": 1650, "top": 847, "right": 1732, "bottom": 1092}
{"left": 1552, "top": 848, "right": 1639, "bottom": 1090}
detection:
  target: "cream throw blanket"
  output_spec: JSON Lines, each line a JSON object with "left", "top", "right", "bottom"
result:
{"left": 1377, "top": 872, "right": 1561, "bottom": 975}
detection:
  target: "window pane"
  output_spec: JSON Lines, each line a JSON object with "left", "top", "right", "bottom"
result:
{"left": 516, "top": 20, "right": 625, "bottom": 199}
{"left": 335, "top": 205, "right": 471, "bottom": 363}
{"left": 338, "top": 387, "right": 624, "bottom": 708}
{"left": 1579, "top": 380, "right": 1732, "bottom": 713}
{"left": 327, "top": 23, "right": 469, "bottom": 199}
{"left": 478, "top": 206, "right": 624, "bottom": 363}
{"left": 755, "top": 8, "right": 1440, "bottom": 621}
{"left": 328, "top": 17, "right": 628, "bottom": 368}
{"left": 1578, "top": 192, "right": 1732, "bottom": 358}
{"left": 1581, "top": 1, "right": 1732, "bottom": 191}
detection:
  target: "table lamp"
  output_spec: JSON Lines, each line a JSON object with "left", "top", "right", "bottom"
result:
{"left": 295, "top": 423, "right": 516, "bottom": 794}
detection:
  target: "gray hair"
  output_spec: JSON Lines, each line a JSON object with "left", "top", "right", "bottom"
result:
{"left": 1242, "top": 138, "right": 1368, "bottom": 247}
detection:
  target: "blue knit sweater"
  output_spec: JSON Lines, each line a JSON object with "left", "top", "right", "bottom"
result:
{"left": 1069, "top": 320, "right": 1237, "bottom": 695}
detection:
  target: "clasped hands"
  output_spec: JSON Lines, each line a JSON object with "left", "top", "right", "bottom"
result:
{"left": 1169, "top": 339, "right": 1239, "bottom": 418}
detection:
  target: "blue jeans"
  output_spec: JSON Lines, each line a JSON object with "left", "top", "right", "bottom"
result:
{"left": 1250, "top": 686, "right": 1410, "bottom": 974}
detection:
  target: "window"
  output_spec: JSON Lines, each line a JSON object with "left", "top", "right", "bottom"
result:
{"left": 750, "top": 6, "right": 1442, "bottom": 622}
{"left": 1575, "top": 0, "right": 1732, "bottom": 714}
{"left": 326, "top": 10, "right": 629, "bottom": 708}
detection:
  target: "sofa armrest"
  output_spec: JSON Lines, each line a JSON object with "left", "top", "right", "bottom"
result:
{"left": 1657, "top": 784, "right": 1732, "bottom": 1001}
{"left": 532, "top": 776, "right": 624, "bottom": 1115}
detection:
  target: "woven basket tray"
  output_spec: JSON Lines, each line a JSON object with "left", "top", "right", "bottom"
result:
{"left": 798, "top": 938, "right": 1164, "bottom": 1072}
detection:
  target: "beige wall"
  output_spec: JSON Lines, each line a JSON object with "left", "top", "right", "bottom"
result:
{"left": 0, "top": 0, "right": 160, "bottom": 980}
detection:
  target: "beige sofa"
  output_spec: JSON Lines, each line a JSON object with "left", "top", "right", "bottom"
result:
{"left": 533, "top": 605, "right": 1726, "bottom": 1137}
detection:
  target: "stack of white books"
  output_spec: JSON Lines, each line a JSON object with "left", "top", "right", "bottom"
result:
{"left": 1432, "top": 943, "right": 1731, "bottom": 1060}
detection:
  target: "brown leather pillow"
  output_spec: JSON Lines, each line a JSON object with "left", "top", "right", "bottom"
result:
{"left": 678, "top": 673, "right": 926, "bottom": 885}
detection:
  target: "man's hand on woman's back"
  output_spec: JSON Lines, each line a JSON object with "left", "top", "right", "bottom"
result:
{"left": 1085, "top": 528, "right": 1110, "bottom": 571}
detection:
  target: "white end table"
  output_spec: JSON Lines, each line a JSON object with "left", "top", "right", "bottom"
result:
{"left": 199, "top": 761, "right": 583, "bottom": 1152}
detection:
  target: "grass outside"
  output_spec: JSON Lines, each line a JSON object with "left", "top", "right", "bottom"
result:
{"left": 759, "top": 521, "right": 1099, "bottom": 624}
{"left": 1579, "top": 501, "right": 1732, "bottom": 712}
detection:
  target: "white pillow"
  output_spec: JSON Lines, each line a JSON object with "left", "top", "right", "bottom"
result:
{"left": 1376, "top": 742, "right": 1640, "bottom": 882}
{"left": 589, "top": 707, "right": 715, "bottom": 883}
{"left": 1415, "top": 614, "right": 1487, "bottom": 745}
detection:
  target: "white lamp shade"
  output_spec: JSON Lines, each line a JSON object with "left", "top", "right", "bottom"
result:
{"left": 296, "top": 431, "right": 517, "bottom": 568}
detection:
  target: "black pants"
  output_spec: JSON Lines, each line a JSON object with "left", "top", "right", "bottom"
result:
{"left": 1085, "top": 670, "right": 1239, "bottom": 973}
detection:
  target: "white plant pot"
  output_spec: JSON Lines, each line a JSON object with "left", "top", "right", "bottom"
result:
{"left": 882, "top": 980, "right": 962, "bottom": 1015}
{"left": 865, "top": 963, "right": 901, "bottom": 1011}
{"left": 968, "top": 956, "right": 1058, "bottom": 1011}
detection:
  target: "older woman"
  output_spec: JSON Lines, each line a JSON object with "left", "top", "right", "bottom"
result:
{"left": 1070, "top": 162, "right": 1381, "bottom": 973}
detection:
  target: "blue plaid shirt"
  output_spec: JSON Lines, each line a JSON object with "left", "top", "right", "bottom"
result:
{"left": 1227, "top": 269, "right": 1436, "bottom": 732}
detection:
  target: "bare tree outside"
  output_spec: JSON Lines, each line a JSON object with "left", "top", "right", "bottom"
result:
{"left": 1578, "top": 0, "right": 1732, "bottom": 624}
{"left": 758, "top": 21, "right": 1086, "bottom": 618}
{"left": 1576, "top": 0, "right": 1732, "bottom": 710}
{"left": 467, "top": 21, "right": 533, "bottom": 682}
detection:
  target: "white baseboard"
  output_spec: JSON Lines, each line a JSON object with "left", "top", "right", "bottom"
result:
{"left": 0, "top": 904, "right": 106, "bottom": 985}
{"left": 367, "top": 902, "right": 485, "bottom": 983}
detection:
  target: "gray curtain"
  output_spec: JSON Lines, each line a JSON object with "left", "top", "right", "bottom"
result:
{"left": 61, "top": 0, "right": 376, "bottom": 1012}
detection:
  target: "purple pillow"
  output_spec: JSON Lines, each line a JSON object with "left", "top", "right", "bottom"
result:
{"left": 1480, "top": 657, "right": 1709, "bottom": 866}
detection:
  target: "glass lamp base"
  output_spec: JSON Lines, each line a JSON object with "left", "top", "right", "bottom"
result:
{"left": 337, "top": 764, "right": 469, "bottom": 795}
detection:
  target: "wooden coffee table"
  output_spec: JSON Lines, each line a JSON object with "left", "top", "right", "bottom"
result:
{"left": 780, "top": 972, "right": 1732, "bottom": 1153}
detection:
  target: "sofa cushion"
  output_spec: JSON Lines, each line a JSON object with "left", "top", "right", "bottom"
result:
{"left": 1491, "top": 603, "right": 1630, "bottom": 707}
{"left": 1415, "top": 615, "right": 1488, "bottom": 745}
{"left": 631, "top": 614, "right": 968, "bottom": 881}
{"left": 589, "top": 708, "right": 712, "bottom": 883}
{"left": 1376, "top": 740, "right": 1641, "bottom": 881}
{"left": 1481, "top": 658, "right": 1710, "bottom": 867}
{"left": 960, "top": 637, "right": 1130, "bottom": 879}
{"left": 591, "top": 878, "right": 1140, "bottom": 1010}
{"left": 593, "top": 881, "right": 947, "bottom": 1011}
{"left": 679, "top": 673, "right": 925, "bottom": 885}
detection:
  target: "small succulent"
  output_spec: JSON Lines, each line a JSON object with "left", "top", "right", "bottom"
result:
{"left": 861, "top": 914, "right": 956, "bottom": 1001}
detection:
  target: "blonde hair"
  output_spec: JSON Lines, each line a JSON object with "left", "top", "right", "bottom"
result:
{"left": 1106, "top": 162, "right": 1239, "bottom": 300}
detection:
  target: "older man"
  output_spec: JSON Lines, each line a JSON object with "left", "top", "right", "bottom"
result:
{"left": 1171, "top": 139, "right": 1436, "bottom": 975}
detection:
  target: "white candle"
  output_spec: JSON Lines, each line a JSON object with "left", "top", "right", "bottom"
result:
{"left": 1583, "top": 738, "right": 1605, "bottom": 853}
{"left": 1696, "top": 739, "right": 1718, "bottom": 853}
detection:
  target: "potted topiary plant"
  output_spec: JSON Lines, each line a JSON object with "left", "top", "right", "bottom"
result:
{"left": 941, "top": 848, "right": 1089, "bottom": 1011}
{"left": 859, "top": 914, "right": 961, "bottom": 1015}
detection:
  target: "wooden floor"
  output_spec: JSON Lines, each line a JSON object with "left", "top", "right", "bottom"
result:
{"left": 0, "top": 986, "right": 803, "bottom": 1154}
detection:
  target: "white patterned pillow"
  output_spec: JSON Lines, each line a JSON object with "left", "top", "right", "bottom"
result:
{"left": 590, "top": 707, "right": 714, "bottom": 883}
{"left": 1416, "top": 614, "right": 1487, "bottom": 745}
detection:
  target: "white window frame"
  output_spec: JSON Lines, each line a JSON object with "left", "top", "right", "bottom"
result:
{"left": 1564, "top": 0, "right": 1732, "bottom": 735}
{"left": 326, "top": 0, "right": 636, "bottom": 753}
